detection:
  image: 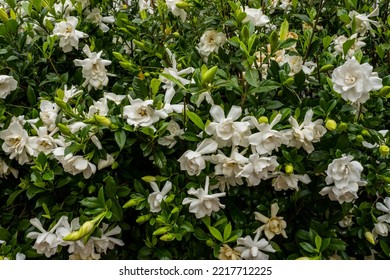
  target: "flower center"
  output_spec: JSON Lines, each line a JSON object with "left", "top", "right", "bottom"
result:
{"left": 345, "top": 74, "right": 356, "bottom": 84}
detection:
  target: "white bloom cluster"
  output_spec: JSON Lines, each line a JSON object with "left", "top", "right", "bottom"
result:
{"left": 372, "top": 197, "right": 390, "bottom": 239}
{"left": 196, "top": 30, "right": 226, "bottom": 61}
{"left": 27, "top": 216, "right": 124, "bottom": 260}
{"left": 52, "top": 16, "right": 88, "bottom": 53}
{"left": 320, "top": 155, "right": 366, "bottom": 204}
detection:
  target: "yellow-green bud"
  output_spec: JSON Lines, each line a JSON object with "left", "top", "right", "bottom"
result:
{"left": 165, "top": 194, "right": 175, "bottom": 204}
{"left": 57, "top": 123, "right": 71, "bottom": 136}
{"left": 54, "top": 97, "right": 68, "bottom": 111}
{"left": 364, "top": 231, "right": 375, "bottom": 245}
{"left": 338, "top": 122, "right": 348, "bottom": 131}
{"left": 202, "top": 66, "right": 218, "bottom": 85}
{"left": 63, "top": 230, "right": 82, "bottom": 241}
{"left": 153, "top": 226, "right": 171, "bottom": 236}
{"left": 285, "top": 164, "right": 294, "bottom": 175}
{"left": 361, "top": 129, "right": 370, "bottom": 137}
{"left": 133, "top": 39, "right": 145, "bottom": 50}
{"left": 356, "top": 135, "right": 364, "bottom": 143}
{"left": 175, "top": 1, "right": 191, "bottom": 9}
{"left": 171, "top": 206, "right": 180, "bottom": 214}
{"left": 325, "top": 119, "right": 337, "bottom": 131}
{"left": 319, "top": 64, "right": 334, "bottom": 72}
{"left": 123, "top": 197, "right": 143, "bottom": 208}
{"left": 258, "top": 116, "right": 269, "bottom": 124}
{"left": 173, "top": 32, "right": 180, "bottom": 38}
{"left": 142, "top": 176, "right": 156, "bottom": 183}
{"left": 136, "top": 214, "right": 152, "bottom": 224}
{"left": 206, "top": 239, "right": 214, "bottom": 247}
{"left": 379, "top": 145, "right": 390, "bottom": 157}
{"left": 283, "top": 77, "right": 294, "bottom": 86}
{"left": 94, "top": 115, "right": 111, "bottom": 126}
{"left": 160, "top": 233, "right": 176, "bottom": 241}
{"left": 111, "top": 161, "right": 119, "bottom": 169}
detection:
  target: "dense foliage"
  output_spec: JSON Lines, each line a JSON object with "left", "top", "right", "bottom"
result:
{"left": 0, "top": 0, "right": 389, "bottom": 260}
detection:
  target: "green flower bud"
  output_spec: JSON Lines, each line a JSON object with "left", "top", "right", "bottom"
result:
{"left": 160, "top": 233, "right": 176, "bottom": 241}
{"left": 136, "top": 214, "right": 152, "bottom": 224}
{"left": 258, "top": 116, "right": 269, "bottom": 124}
{"left": 206, "top": 239, "right": 214, "bottom": 247}
{"left": 111, "top": 161, "right": 119, "bottom": 169}
{"left": 94, "top": 115, "right": 111, "bottom": 126}
{"left": 361, "top": 129, "right": 370, "bottom": 137}
{"left": 123, "top": 197, "right": 143, "bottom": 208}
{"left": 171, "top": 206, "right": 180, "bottom": 214}
{"left": 364, "top": 231, "right": 375, "bottom": 245}
{"left": 356, "top": 135, "right": 364, "bottom": 143}
{"left": 142, "top": 176, "right": 156, "bottom": 183}
{"left": 325, "top": 119, "right": 337, "bottom": 131}
{"left": 202, "top": 66, "right": 218, "bottom": 85}
{"left": 319, "top": 64, "right": 334, "bottom": 72}
{"left": 338, "top": 122, "right": 348, "bottom": 131}
{"left": 153, "top": 226, "right": 171, "bottom": 236}
{"left": 283, "top": 77, "right": 294, "bottom": 86}
{"left": 379, "top": 145, "right": 390, "bottom": 157}
{"left": 57, "top": 123, "right": 71, "bottom": 136}
{"left": 175, "top": 1, "right": 191, "bottom": 9}
{"left": 285, "top": 163, "right": 294, "bottom": 175}
{"left": 133, "top": 39, "right": 145, "bottom": 50}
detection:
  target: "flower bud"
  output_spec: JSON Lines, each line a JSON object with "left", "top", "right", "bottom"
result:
{"left": 136, "top": 214, "right": 152, "bottom": 224}
{"left": 160, "top": 233, "right": 176, "bottom": 241}
{"left": 364, "top": 231, "right": 375, "bottom": 245}
{"left": 142, "top": 176, "right": 156, "bottom": 183}
{"left": 206, "top": 239, "right": 214, "bottom": 247}
{"left": 123, "top": 197, "right": 143, "bottom": 208}
{"left": 356, "top": 135, "right": 364, "bottom": 143}
{"left": 202, "top": 66, "right": 218, "bottom": 85}
{"left": 57, "top": 123, "right": 71, "bottom": 136}
{"left": 94, "top": 115, "right": 111, "bottom": 126}
{"left": 285, "top": 163, "right": 294, "bottom": 175}
{"left": 175, "top": 1, "right": 191, "bottom": 9}
{"left": 133, "top": 39, "right": 145, "bottom": 50}
{"left": 361, "top": 129, "right": 370, "bottom": 137}
{"left": 379, "top": 145, "right": 390, "bottom": 157}
{"left": 111, "top": 161, "right": 119, "bottom": 169}
{"left": 325, "top": 119, "right": 337, "bottom": 131}
{"left": 153, "top": 226, "right": 171, "bottom": 236}
{"left": 258, "top": 116, "right": 269, "bottom": 124}
{"left": 283, "top": 77, "right": 294, "bottom": 86}
{"left": 338, "top": 122, "right": 348, "bottom": 131}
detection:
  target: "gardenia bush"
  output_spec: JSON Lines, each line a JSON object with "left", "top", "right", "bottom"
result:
{"left": 0, "top": 0, "right": 389, "bottom": 260}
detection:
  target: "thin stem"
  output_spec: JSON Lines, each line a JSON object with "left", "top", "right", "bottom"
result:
{"left": 302, "top": 0, "right": 325, "bottom": 64}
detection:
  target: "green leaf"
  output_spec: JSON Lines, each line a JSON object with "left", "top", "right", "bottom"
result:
{"left": 114, "top": 130, "right": 126, "bottom": 150}
{"left": 280, "top": 19, "right": 289, "bottom": 40}
{"left": 300, "top": 242, "right": 316, "bottom": 253}
{"left": 249, "top": 80, "right": 281, "bottom": 94}
{"left": 208, "top": 226, "right": 223, "bottom": 242}
{"left": 187, "top": 110, "right": 205, "bottom": 130}
{"left": 150, "top": 78, "right": 161, "bottom": 96}
{"left": 154, "top": 150, "right": 167, "bottom": 170}
{"left": 98, "top": 187, "right": 105, "bottom": 207}
{"left": 0, "top": 227, "right": 11, "bottom": 242}
{"left": 223, "top": 222, "right": 232, "bottom": 242}
{"left": 342, "top": 38, "right": 355, "bottom": 57}
{"left": 245, "top": 68, "right": 259, "bottom": 87}
{"left": 6, "top": 189, "right": 24, "bottom": 207}
{"left": 315, "top": 235, "right": 322, "bottom": 251}
{"left": 320, "top": 238, "right": 331, "bottom": 252}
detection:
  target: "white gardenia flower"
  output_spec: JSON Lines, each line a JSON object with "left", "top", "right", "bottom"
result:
{"left": 55, "top": 217, "right": 84, "bottom": 254}
{"left": 235, "top": 230, "right": 275, "bottom": 260}
{"left": 139, "top": 0, "right": 154, "bottom": 14}
{"left": 74, "top": 45, "right": 113, "bottom": 91}
{"left": 333, "top": 34, "right": 366, "bottom": 59}
{"left": 52, "top": 16, "right": 88, "bottom": 53}
{"left": 0, "top": 158, "right": 18, "bottom": 178}
{"left": 165, "top": 0, "right": 187, "bottom": 22}
{"left": 98, "top": 154, "right": 115, "bottom": 170}
{"left": 272, "top": 172, "right": 311, "bottom": 191}
{"left": 255, "top": 203, "right": 288, "bottom": 240}
{"left": 40, "top": 100, "right": 59, "bottom": 132}
{"left": 123, "top": 98, "right": 160, "bottom": 129}
{"left": 148, "top": 181, "right": 172, "bottom": 212}
{"left": 339, "top": 214, "right": 354, "bottom": 228}
{"left": 62, "top": 85, "right": 82, "bottom": 102}
{"left": 242, "top": 6, "right": 270, "bottom": 27}
{"left": 376, "top": 197, "right": 390, "bottom": 223}
{"left": 85, "top": 8, "right": 115, "bottom": 33}
{"left": 210, "top": 148, "right": 248, "bottom": 188}
{"left": 247, "top": 114, "right": 288, "bottom": 155}
{"left": 92, "top": 224, "right": 125, "bottom": 254}
{"left": 284, "top": 109, "right": 326, "bottom": 154}
{"left": 87, "top": 97, "right": 109, "bottom": 117}
{"left": 54, "top": 147, "right": 96, "bottom": 179}
{"left": 159, "top": 49, "right": 194, "bottom": 114}
{"left": 283, "top": 55, "right": 303, "bottom": 76}
{"left": 331, "top": 58, "right": 382, "bottom": 104}
{"left": 0, "top": 75, "right": 17, "bottom": 99}
{"left": 104, "top": 92, "right": 127, "bottom": 105}
{"left": 196, "top": 30, "right": 226, "bottom": 61}
{"left": 157, "top": 120, "right": 184, "bottom": 148}
{"left": 182, "top": 176, "right": 226, "bottom": 219}
{"left": 319, "top": 155, "right": 366, "bottom": 204}
{"left": 178, "top": 138, "right": 218, "bottom": 176}
{"left": 347, "top": 7, "right": 379, "bottom": 36}
{"left": 28, "top": 126, "right": 60, "bottom": 156}
{"left": 0, "top": 118, "right": 31, "bottom": 165}
{"left": 26, "top": 216, "right": 68, "bottom": 258}
{"left": 373, "top": 222, "right": 390, "bottom": 238}
{"left": 238, "top": 154, "right": 279, "bottom": 186}
{"left": 205, "top": 105, "right": 250, "bottom": 147}
{"left": 69, "top": 239, "right": 101, "bottom": 260}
